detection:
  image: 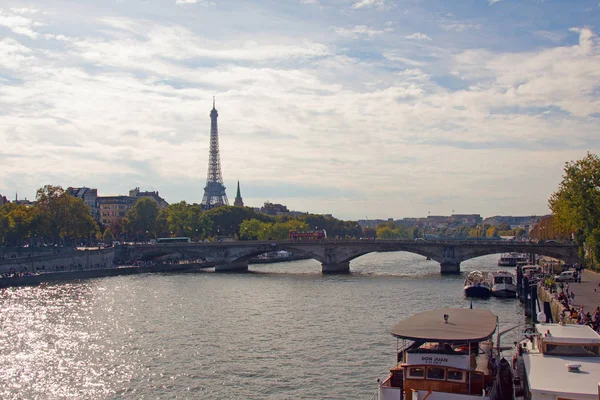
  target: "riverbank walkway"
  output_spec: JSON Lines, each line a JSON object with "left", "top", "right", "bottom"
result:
{"left": 570, "top": 268, "right": 600, "bottom": 311}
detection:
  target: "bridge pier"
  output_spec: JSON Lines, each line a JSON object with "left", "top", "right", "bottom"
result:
{"left": 322, "top": 261, "right": 350, "bottom": 274}
{"left": 440, "top": 262, "right": 460, "bottom": 274}
{"left": 214, "top": 261, "right": 249, "bottom": 273}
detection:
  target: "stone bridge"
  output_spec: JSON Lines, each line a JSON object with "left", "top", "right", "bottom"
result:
{"left": 117, "top": 239, "right": 579, "bottom": 274}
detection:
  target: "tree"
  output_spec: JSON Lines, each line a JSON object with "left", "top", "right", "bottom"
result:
{"left": 109, "top": 219, "right": 125, "bottom": 240}
{"left": 485, "top": 226, "right": 498, "bottom": 238}
{"left": 36, "top": 185, "right": 68, "bottom": 243}
{"left": 376, "top": 222, "right": 404, "bottom": 239}
{"left": 0, "top": 209, "right": 8, "bottom": 245}
{"left": 239, "top": 219, "right": 269, "bottom": 240}
{"left": 549, "top": 153, "right": 600, "bottom": 266}
{"left": 165, "top": 201, "right": 192, "bottom": 237}
{"left": 124, "top": 197, "right": 159, "bottom": 240}
{"left": 103, "top": 228, "right": 115, "bottom": 243}
{"left": 36, "top": 185, "right": 96, "bottom": 245}
{"left": 0, "top": 203, "right": 39, "bottom": 249}
{"left": 270, "top": 220, "right": 308, "bottom": 239}
{"left": 362, "top": 227, "right": 377, "bottom": 239}
{"left": 62, "top": 197, "right": 98, "bottom": 243}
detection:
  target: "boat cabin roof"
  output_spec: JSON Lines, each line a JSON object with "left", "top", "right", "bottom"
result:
{"left": 391, "top": 308, "right": 497, "bottom": 343}
{"left": 536, "top": 323, "right": 600, "bottom": 345}
{"left": 521, "top": 265, "right": 541, "bottom": 271}
{"left": 524, "top": 325, "right": 600, "bottom": 398}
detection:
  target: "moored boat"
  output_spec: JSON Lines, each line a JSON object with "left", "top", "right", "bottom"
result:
{"left": 464, "top": 270, "right": 492, "bottom": 298}
{"left": 378, "top": 308, "right": 512, "bottom": 400}
{"left": 513, "top": 322, "right": 600, "bottom": 399}
{"left": 498, "top": 253, "right": 528, "bottom": 267}
{"left": 489, "top": 270, "right": 517, "bottom": 298}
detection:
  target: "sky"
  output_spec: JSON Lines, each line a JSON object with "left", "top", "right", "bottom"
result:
{"left": 0, "top": 0, "right": 599, "bottom": 221}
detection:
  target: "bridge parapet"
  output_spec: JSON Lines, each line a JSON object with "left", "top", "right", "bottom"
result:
{"left": 120, "top": 240, "right": 580, "bottom": 274}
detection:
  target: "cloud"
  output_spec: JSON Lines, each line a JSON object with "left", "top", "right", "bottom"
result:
{"left": 0, "top": 38, "right": 33, "bottom": 69}
{"left": 451, "top": 28, "right": 600, "bottom": 118}
{"left": 0, "top": 9, "right": 40, "bottom": 39}
{"left": 334, "top": 25, "right": 388, "bottom": 38}
{"left": 0, "top": 4, "right": 598, "bottom": 219}
{"left": 351, "top": 0, "right": 391, "bottom": 11}
{"left": 534, "top": 30, "right": 566, "bottom": 42}
{"left": 383, "top": 52, "right": 428, "bottom": 66}
{"left": 175, "top": 0, "right": 215, "bottom": 5}
{"left": 404, "top": 32, "right": 431, "bottom": 40}
{"left": 10, "top": 8, "right": 39, "bottom": 14}
{"left": 69, "top": 21, "right": 330, "bottom": 68}
{"left": 441, "top": 23, "right": 481, "bottom": 32}
{"left": 488, "top": 0, "right": 502, "bottom": 4}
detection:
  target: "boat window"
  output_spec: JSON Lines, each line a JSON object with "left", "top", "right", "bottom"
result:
{"left": 426, "top": 367, "right": 445, "bottom": 381}
{"left": 544, "top": 344, "right": 600, "bottom": 356}
{"left": 447, "top": 369, "right": 465, "bottom": 382}
{"left": 408, "top": 367, "right": 425, "bottom": 379}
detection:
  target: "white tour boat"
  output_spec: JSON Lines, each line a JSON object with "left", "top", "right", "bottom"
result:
{"left": 378, "top": 308, "right": 513, "bottom": 400}
{"left": 489, "top": 270, "right": 517, "bottom": 298}
{"left": 513, "top": 322, "right": 600, "bottom": 400}
{"left": 498, "top": 253, "right": 528, "bottom": 267}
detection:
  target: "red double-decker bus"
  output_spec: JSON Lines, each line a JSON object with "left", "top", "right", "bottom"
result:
{"left": 289, "top": 230, "right": 327, "bottom": 240}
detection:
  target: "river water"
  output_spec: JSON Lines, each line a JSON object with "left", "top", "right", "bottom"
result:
{"left": 0, "top": 252, "right": 525, "bottom": 399}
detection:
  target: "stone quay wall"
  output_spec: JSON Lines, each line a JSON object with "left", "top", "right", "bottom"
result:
{"left": 537, "top": 284, "right": 576, "bottom": 324}
{"left": 0, "top": 248, "right": 115, "bottom": 274}
{"left": 0, "top": 246, "right": 74, "bottom": 259}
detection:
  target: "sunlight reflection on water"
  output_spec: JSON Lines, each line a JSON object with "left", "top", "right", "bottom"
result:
{"left": 0, "top": 252, "right": 524, "bottom": 399}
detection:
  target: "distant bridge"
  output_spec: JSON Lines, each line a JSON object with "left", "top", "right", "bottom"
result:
{"left": 117, "top": 239, "right": 579, "bottom": 274}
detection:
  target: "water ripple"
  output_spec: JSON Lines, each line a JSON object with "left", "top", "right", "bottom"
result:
{"left": 0, "top": 253, "right": 524, "bottom": 399}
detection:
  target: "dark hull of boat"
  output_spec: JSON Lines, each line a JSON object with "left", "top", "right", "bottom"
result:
{"left": 464, "top": 285, "right": 492, "bottom": 298}
{"left": 492, "top": 289, "right": 517, "bottom": 298}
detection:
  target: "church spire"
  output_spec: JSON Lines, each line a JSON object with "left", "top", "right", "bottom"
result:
{"left": 233, "top": 180, "right": 244, "bottom": 207}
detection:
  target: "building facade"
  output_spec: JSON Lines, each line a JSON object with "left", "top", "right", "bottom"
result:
{"left": 98, "top": 195, "right": 138, "bottom": 227}
{"left": 129, "top": 187, "right": 168, "bottom": 209}
{"left": 98, "top": 188, "right": 169, "bottom": 227}
{"left": 260, "top": 202, "right": 289, "bottom": 216}
{"left": 67, "top": 187, "right": 100, "bottom": 221}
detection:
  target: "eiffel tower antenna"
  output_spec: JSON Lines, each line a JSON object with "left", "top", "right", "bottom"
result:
{"left": 201, "top": 97, "right": 229, "bottom": 209}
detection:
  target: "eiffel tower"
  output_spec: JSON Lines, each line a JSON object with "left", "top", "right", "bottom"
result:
{"left": 201, "top": 97, "right": 229, "bottom": 209}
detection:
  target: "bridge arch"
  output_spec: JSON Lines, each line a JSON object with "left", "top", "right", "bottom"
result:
{"left": 120, "top": 241, "right": 580, "bottom": 274}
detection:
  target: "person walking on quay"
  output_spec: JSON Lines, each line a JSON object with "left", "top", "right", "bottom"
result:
{"left": 570, "top": 291, "right": 575, "bottom": 305}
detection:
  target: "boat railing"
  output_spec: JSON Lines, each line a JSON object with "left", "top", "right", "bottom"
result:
{"left": 395, "top": 340, "right": 416, "bottom": 362}
{"left": 368, "top": 389, "right": 379, "bottom": 400}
